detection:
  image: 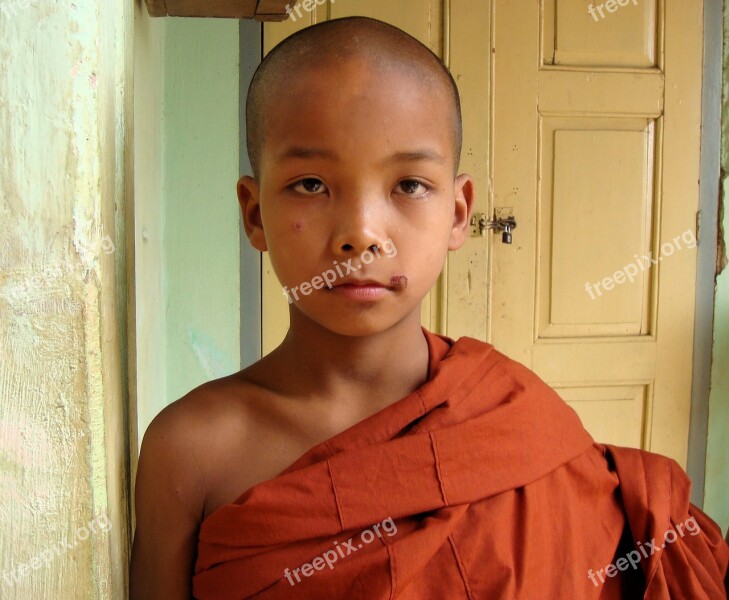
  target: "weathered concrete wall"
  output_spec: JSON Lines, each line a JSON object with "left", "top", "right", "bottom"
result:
{"left": 0, "top": 0, "right": 131, "bottom": 595}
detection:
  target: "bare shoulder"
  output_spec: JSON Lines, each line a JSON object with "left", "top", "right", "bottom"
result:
{"left": 130, "top": 364, "right": 325, "bottom": 598}
{"left": 129, "top": 374, "right": 256, "bottom": 599}
{"left": 144, "top": 374, "right": 256, "bottom": 464}
{"left": 133, "top": 372, "right": 261, "bottom": 521}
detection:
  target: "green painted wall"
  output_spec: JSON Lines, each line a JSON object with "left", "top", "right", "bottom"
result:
{"left": 704, "top": 0, "right": 729, "bottom": 537}
{"left": 135, "top": 16, "right": 243, "bottom": 440}
{"left": 163, "top": 19, "right": 242, "bottom": 403}
{"left": 133, "top": 15, "right": 262, "bottom": 447}
{"left": 133, "top": 7, "right": 168, "bottom": 448}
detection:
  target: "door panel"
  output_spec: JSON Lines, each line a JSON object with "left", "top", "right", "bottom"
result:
{"left": 538, "top": 118, "right": 656, "bottom": 339}
{"left": 558, "top": 385, "right": 650, "bottom": 448}
{"left": 543, "top": 0, "right": 659, "bottom": 68}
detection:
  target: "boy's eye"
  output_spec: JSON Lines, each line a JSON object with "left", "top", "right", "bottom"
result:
{"left": 292, "top": 178, "right": 328, "bottom": 195}
{"left": 396, "top": 179, "right": 429, "bottom": 197}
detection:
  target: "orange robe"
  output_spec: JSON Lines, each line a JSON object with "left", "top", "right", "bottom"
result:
{"left": 193, "top": 329, "right": 728, "bottom": 599}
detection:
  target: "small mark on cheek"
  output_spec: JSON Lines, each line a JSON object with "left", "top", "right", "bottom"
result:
{"left": 293, "top": 222, "right": 304, "bottom": 232}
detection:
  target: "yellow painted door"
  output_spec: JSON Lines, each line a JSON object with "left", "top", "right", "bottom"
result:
{"left": 261, "top": 0, "right": 703, "bottom": 467}
{"left": 488, "top": 0, "right": 703, "bottom": 466}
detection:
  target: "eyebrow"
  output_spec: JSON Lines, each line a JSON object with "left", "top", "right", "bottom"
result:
{"left": 384, "top": 150, "right": 447, "bottom": 165}
{"left": 276, "top": 147, "right": 338, "bottom": 163}
{"left": 276, "top": 147, "right": 447, "bottom": 165}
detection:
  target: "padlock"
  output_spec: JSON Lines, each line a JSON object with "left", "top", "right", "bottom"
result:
{"left": 502, "top": 224, "right": 513, "bottom": 244}
{"left": 472, "top": 212, "right": 517, "bottom": 242}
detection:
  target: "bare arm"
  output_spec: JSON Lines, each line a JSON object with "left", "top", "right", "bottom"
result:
{"left": 130, "top": 405, "right": 206, "bottom": 600}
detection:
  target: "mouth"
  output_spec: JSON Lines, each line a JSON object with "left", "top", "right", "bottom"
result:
{"left": 333, "top": 278, "right": 389, "bottom": 288}
{"left": 329, "top": 282, "right": 389, "bottom": 301}
{"left": 329, "top": 276, "right": 407, "bottom": 300}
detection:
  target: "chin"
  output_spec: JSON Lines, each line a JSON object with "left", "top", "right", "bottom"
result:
{"left": 294, "top": 303, "right": 419, "bottom": 338}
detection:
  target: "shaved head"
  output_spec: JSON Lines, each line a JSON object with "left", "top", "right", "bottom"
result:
{"left": 246, "top": 16, "right": 463, "bottom": 180}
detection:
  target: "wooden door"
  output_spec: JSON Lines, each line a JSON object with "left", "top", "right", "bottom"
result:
{"left": 260, "top": 0, "right": 704, "bottom": 467}
{"left": 488, "top": 0, "right": 703, "bottom": 466}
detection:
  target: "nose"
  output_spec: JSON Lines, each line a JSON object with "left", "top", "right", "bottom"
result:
{"left": 329, "top": 193, "right": 387, "bottom": 257}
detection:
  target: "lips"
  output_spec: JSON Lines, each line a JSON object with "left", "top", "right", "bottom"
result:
{"left": 328, "top": 278, "right": 393, "bottom": 301}
{"left": 333, "top": 278, "right": 388, "bottom": 288}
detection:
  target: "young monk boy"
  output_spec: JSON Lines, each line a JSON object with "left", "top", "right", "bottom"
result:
{"left": 129, "top": 16, "right": 729, "bottom": 599}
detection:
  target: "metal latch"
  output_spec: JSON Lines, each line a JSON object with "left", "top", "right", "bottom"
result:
{"left": 470, "top": 208, "right": 517, "bottom": 244}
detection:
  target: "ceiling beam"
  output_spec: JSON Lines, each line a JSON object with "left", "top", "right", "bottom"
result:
{"left": 144, "top": 0, "right": 292, "bottom": 20}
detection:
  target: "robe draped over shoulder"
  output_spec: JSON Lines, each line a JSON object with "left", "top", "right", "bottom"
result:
{"left": 193, "top": 329, "right": 728, "bottom": 599}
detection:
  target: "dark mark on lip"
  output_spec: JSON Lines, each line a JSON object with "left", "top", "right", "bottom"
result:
{"left": 390, "top": 275, "right": 408, "bottom": 290}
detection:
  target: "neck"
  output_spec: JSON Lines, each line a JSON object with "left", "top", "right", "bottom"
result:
{"left": 269, "top": 309, "right": 430, "bottom": 409}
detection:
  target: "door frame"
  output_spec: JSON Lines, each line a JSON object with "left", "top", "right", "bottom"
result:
{"left": 687, "top": 0, "right": 723, "bottom": 508}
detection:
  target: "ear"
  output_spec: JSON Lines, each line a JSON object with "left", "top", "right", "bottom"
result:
{"left": 448, "top": 173, "right": 475, "bottom": 250}
{"left": 238, "top": 176, "right": 268, "bottom": 252}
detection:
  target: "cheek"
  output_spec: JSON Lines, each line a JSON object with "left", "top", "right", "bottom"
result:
{"left": 266, "top": 215, "right": 309, "bottom": 247}
{"left": 265, "top": 218, "right": 322, "bottom": 280}
{"left": 407, "top": 220, "right": 453, "bottom": 258}
{"left": 409, "top": 234, "right": 452, "bottom": 279}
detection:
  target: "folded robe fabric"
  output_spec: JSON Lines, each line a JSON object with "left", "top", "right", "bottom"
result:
{"left": 193, "top": 329, "right": 729, "bottom": 599}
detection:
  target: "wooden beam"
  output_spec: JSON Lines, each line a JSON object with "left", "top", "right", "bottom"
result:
{"left": 255, "top": 0, "right": 291, "bottom": 21}
{"left": 143, "top": 0, "right": 294, "bottom": 19}
{"left": 164, "top": 0, "right": 256, "bottom": 18}
{"left": 144, "top": 0, "right": 167, "bottom": 17}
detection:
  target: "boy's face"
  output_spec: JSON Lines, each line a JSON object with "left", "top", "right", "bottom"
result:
{"left": 239, "top": 56, "right": 474, "bottom": 337}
